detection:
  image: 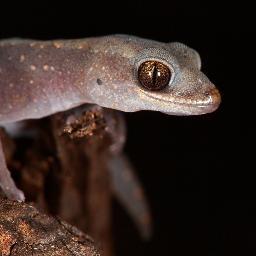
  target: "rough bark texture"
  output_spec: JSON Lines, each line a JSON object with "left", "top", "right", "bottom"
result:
{"left": 1, "top": 105, "right": 120, "bottom": 256}
{"left": 0, "top": 198, "right": 100, "bottom": 256}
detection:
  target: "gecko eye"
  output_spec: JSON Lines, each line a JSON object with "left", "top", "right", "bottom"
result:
{"left": 138, "top": 61, "right": 171, "bottom": 91}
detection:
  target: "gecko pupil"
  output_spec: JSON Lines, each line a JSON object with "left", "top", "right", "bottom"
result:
{"left": 138, "top": 61, "right": 171, "bottom": 90}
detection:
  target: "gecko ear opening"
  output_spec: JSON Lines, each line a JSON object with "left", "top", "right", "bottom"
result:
{"left": 168, "top": 42, "right": 202, "bottom": 70}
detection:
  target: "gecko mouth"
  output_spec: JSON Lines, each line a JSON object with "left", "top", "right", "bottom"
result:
{"left": 139, "top": 87, "right": 221, "bottom": 115}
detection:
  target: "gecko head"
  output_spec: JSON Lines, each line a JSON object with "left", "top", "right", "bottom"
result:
{"left": 88, "top": 36, "right": 221, "bottom": 115}
{"left": 129, "top": 42, "right": 221, "bottom": 115}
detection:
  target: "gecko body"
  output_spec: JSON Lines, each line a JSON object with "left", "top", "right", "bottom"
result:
{"left": 0, "top": 35, "right": 220, "bottom": 124}
{"left": 0, "top": 35, "right": 221, "bottom": 237}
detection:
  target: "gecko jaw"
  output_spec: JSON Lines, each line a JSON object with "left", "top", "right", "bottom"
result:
{"left": 139, "top": 87, "right": 221, "bottom": 115}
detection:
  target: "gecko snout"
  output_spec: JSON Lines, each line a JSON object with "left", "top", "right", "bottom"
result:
{"left": 201, "top": 87, "right": 221, "bottom": 112}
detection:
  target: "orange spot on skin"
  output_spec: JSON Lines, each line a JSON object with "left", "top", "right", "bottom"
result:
{"left": 30, "top": 65, "right": 36, "bottom": 71}
{"left": 43, "top": 65, "right": 49, "bottom": 71}
{"left": 20, "top": 55, "right": 25, "bottom": 62}
{"left": 53, "top": 42, "right": 63, "bottom": 48}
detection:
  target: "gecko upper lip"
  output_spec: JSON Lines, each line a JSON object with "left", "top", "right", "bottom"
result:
{"left": 140, "top": 87, "right": 221, "bottom": 114}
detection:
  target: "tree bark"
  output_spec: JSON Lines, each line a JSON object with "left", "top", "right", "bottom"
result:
{"left": 0, "top": 198, "right": 100, "bottom": 256}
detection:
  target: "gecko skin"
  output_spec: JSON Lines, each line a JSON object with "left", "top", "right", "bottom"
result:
{"left": 0, "top": 35, "right": 221, "bottom": 203}
{"left": 0, "top": 34, "right": 220, "bottom": 123}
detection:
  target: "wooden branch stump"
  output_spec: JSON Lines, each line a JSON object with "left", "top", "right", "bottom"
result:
{"left": 0, "top": 198, "right": 100, "bottom": 256}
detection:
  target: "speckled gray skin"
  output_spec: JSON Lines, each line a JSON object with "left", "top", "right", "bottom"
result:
{"left": 0, "top": 34, "right": 221, "bottom": 203}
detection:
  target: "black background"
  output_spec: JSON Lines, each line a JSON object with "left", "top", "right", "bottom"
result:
{"left": 0, "top": 1, "right": 244, "bottom": 255}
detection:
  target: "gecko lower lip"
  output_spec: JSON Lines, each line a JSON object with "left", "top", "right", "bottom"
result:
{"left": 161, "top": 102, "right": 220, "bottom": 115}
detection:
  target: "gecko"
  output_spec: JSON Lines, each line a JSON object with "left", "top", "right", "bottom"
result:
{"left": 0, "top": 34, "right": 221, "bottom": 238}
